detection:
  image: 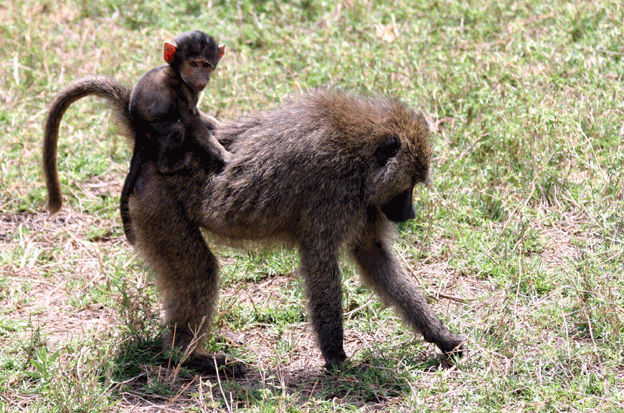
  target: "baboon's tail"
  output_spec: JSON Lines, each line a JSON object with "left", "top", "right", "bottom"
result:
{"left": 43, "top": 76, "right": 132, "bottom": 214}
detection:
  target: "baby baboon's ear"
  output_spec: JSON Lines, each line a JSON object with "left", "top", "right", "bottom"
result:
{"left": 164, "top": 42, "right": 177, "bottom": 64}
{"left": 374, "top": 134, "right": 401, "bottom": 167}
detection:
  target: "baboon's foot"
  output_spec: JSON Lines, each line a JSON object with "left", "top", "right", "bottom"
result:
{"left": 323, "top": 351, "right": 348, "bottom": 373}
{"left": 182, "top": 353, "right": 246, "bottom": 377}
{"left": 435, "top": 333, "right": 467, "bottom": 357}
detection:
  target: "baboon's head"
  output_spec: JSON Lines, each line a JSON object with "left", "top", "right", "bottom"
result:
{"left": 362, "top": 98, "right": 432, "bottom": 222}
{"left": 165, "top": 30, "right": 225, "bottom": 92}
{"left": 284, "top": 91, "right": 432, "bottom": 224}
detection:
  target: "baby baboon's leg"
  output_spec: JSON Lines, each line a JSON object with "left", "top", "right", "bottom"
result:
{"left": 154, "top": 122, "right": 188, "bottom": 173}
{"left": 299, "top": 245, "right": 347, "bottom": 370}
{"left": 351, "top": 233, "right": 465, "bottom": 355}
{"left": 129, "top": 164, "right": 219, "bottom": 364}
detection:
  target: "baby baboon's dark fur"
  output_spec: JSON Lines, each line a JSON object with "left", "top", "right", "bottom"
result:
{"left": 125, "top": 90, "right": 465, "bottom": 372}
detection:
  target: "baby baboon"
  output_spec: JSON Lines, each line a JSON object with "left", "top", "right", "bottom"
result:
{"left": 140, "top": 30, "right": 227, "bottom": 174}
{"left": 125, "top": 90, "right": 466, "bottom": 372}
{"left": 122, "top": 30, "right": 229, "bottom": 243}
{"left": 43, "top": 30, "right": 228, "bottom": 244}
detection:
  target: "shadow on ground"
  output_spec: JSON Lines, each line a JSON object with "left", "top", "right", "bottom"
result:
{"left": 109, "top": 336, "right": 455, "bottom": 410}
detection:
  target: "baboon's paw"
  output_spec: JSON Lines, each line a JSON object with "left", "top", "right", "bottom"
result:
{"left": 323, "top": 354, "right": 349, "bottom": 374}
{"left": 437, "top": 334, "right": 467, "bottom": 357}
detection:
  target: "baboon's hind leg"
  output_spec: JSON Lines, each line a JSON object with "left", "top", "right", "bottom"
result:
{"left": 129, "top": 163, "right": 243, "bottom": 376}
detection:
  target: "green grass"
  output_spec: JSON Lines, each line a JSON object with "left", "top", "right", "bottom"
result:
{"left": 1, "top": 0, "right": 623, "bottom": 411}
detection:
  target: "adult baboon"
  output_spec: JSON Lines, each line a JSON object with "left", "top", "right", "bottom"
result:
{"left": 44, "top": 88, "right": 465, "bottom": 373}
{"left": 127, "top": 90, "right": 465, "bottom": 372}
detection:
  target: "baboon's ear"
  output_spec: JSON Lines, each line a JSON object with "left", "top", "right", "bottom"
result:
{"left": 164, "top": 42, "right": 177, "bottom": 64}
{"left": 218, "top": 44, "right": 226, "bottom": 59}
{"left": 374, "top": 135, "right": 401, "bottom": 167}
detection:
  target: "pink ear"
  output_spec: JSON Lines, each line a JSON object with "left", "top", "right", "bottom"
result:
{"left": 164, "top": 42, "right": 176, "bottom": 64}
{"left": 218, "top": 44, "right": 226, "bottom": 59}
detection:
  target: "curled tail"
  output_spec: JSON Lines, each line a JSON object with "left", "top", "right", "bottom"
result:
{"left": 43, "top": 76, "right": 133, "bottom": 214}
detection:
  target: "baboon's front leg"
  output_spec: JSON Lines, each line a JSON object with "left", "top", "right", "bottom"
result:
{"left": 299, "top": 246, "right": 347, "bottom": 370}
{"left": 351, "top": 235, "right": 465, "bottom": 355}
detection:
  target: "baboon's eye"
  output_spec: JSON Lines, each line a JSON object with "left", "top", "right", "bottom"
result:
{"left": 190, "top": 62, "right": 198, "bottom": 68}
{"left": 374, "top": 135, "right": 401, "bottom": 167}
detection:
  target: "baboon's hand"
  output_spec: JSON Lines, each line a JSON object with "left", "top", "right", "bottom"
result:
{"left": 437, "top": 334, "right": 467, "bottom": 357}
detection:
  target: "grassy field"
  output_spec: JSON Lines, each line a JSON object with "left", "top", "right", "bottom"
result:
{"left": 1, "top": 0, "right": 623, "bottom": 411}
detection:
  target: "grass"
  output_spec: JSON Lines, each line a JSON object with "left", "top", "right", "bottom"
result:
{"left": 1, "top": 0, "right": 623, "bottom": 411}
